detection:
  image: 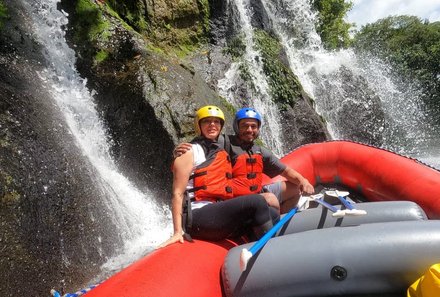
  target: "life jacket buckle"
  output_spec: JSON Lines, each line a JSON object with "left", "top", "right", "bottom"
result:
{"left": 247, "top": 158, "right": 257, "bottom": 164}
{"left": 247, "top": 172, "right": 257, "bottom": 179}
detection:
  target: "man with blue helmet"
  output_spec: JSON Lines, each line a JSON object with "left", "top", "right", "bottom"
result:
{"left": 174, "top": 107, "right": 314, "bottom": 214}
{"left": 227, "top": 107, "right": 314, "bottom": 213}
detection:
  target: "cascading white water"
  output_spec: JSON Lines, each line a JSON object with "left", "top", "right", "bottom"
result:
{"left": 261, "top": 0, "right": 440, "bottom": 168}
{"left": 24, "top": 0, "right": 171, "bottom": 273}
{"left": 218, "top": 0, "right": 284, "bottom": 156}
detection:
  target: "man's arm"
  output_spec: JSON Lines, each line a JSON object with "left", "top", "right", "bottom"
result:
{"left": 280, "top": 167, "right": 314, "bottom": 194}
{"left": 173, "top": 142, "right": 192, "bottom": 158}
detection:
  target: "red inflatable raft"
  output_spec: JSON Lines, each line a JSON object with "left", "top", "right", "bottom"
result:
{"left": 80, "top": 141, "right": 440, "bottom": 297}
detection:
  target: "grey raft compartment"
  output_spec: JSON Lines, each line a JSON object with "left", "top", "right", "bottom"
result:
{"left": 222, "top": 202, "right": 439, "bottom": 297}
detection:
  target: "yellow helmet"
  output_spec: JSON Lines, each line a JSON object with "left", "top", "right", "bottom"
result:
{"left": 194, "top": 105, "right": 225, "bottom": 135}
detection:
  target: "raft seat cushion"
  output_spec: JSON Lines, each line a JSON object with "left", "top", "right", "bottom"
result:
{"left": 277, "top": 200, "right": 427, "bottom": 236}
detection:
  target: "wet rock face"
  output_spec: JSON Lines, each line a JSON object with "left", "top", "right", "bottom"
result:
{"left": 59, "top": 1, "right": 328, "bottom": 202}
{"left": 1, "top": 1, "right": 120, "bottom": 296}
{"left": 312, "top": 65, "right": 394, "bottom": 147}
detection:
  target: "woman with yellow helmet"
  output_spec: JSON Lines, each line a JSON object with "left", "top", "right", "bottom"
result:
{"left": 158, "top": 105, "right": 275, "bottom": 248}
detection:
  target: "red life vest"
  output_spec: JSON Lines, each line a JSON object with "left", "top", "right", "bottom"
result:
{"left": 188, "top": 149, "right": 233, "bottom": 202}
{"left": 231, "top": 150, "right": 264, "bottom": 196}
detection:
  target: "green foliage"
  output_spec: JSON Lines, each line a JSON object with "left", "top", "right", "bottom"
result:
{"left": 311, "top": 0, "right": 353, "bottom": 49}
{"left": 254, "top": 30, "right": 302, "bottom": 109}
{"left": 353, "top": 15, "right": 440, "bottom": 109}
{"left": 0, "top": 1, "right": 8, "bottom": 31}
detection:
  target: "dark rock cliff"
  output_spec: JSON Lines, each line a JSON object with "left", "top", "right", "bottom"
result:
{"left": 1, "top": 1, "right": 121, "bottom": 295}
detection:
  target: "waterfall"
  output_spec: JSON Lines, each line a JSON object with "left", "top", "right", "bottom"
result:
{"left": 23, "top": 0, "right": 171, "bottom": 273}
{"left": 261, "top": 0, "right": 440, "bottom": 168}
{"left": 218, "top": 0, "right": 284, "bottom": 156}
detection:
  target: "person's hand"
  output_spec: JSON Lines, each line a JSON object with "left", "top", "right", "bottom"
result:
{"left": 300, "top": 179, "right": 315, "bottom": 195}
{"left": 173, "top": 142, "right": 192, "bottom": 158}
{"left": 156, "top": 232, "right": 184, "bottom": 249}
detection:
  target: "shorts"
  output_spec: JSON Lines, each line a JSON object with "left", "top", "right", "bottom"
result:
{"left": 262, "top": 181, "right": 283, "bottom": 203}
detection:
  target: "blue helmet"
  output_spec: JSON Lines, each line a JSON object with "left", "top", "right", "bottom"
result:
{"left": 233, "top": 107, "right": 262, "bottom": 135}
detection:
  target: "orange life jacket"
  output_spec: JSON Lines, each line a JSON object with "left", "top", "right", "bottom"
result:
{"left": 188, "top": 149, "right": 233, "bottom": 202}
{"left": 231, "top": 150, "right": 264, "bottom": 196}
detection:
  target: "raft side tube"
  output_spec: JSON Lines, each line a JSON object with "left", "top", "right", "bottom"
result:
{"left": 84, "top": 240, "right": 236, "bottom": 297}
{"left": 222, "top": 220, "right": 440, "bottom": 297}
{"left": 277, "top": 201, "right": 427, "bottom": 235}
{"left": 264, "top": 141, "right": 440, "bottom": 219}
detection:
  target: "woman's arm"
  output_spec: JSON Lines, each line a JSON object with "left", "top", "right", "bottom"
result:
{"left": 157, "top": 148, "right": 194, "bottom": 248}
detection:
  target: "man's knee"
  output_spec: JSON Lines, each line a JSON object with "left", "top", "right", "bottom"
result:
{"left": 262, "top": 192, "right": 280, "bottom": 210}
{"left": 282, "top": 182, "right": 301, "bottom": 201}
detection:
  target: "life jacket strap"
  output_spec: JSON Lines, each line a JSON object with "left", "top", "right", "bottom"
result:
{"left": 186, "top": 185, "right": 207, "bottom": 193}
{"left": 189, "top": 171, "right": 207, "bottom": 179}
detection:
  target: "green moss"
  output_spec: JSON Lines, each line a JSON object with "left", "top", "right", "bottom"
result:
{"left": 104, "top": 3, "right": 136, "bottom": 32}
{"left": 175, "top": 0, "right": 196, "bottom": 17}
{"left": 238, "top": 62, "right": 255, "bottom": 90}
{"left": 105, "top": 0, "right": 144, "bottom": 32}
{"left": 94, "top": 49, "right": 109, "bottom": 64}
{"left": 75, "top": 0, "right": 212, "bottom": 60}
{"left": 0, "top": 138, "right": 9, "bottom": 147}
{"left": 164, "top": 22, "right": 172, "bottom": 31}
{"left": 197, "top": 0, "right": 210, "bottom": 33}
{"left": 146, "top": 43, "right": 165, "bottom": 55}
{"left": 254, "top": 138, "right": 265, "bottom": 147}
{"left": 219, "top": 97, "right": 236, "bottom": 116}
{"left": 74, "top": 0, "right": 111, "bottom": 44}
{"left": 176, "top": 42, "right": 198, "bottom": 58}
{"left": 254, "top": 29, "right": 302, "bottom": 110}
{"left": 2, "top": 190, "right": 20, "bottom": 204}
{"left": 224, "top": 35, "right": 246, "bottom": 59}
{"left": 1, "top": 173, "right": 21, "bottom": 205}
{"left": 135, "top": 18, "right": 149, "bottom": 32}
{"left": 0, "top": 1, "right": 8, "bottom": 31}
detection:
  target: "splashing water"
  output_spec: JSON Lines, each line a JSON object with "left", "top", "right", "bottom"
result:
{"left": 262, "top": 0, "right": 440, "bottom": 166}
{"left": 23, "top": 0, "right": 171, "bottom": 273}
{"left": 218, "top": 0, "right": 284, "bottom": 156}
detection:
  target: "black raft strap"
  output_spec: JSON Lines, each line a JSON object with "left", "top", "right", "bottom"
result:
{"left": 181, "top": 192, "right": 194, "bottom": 242}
